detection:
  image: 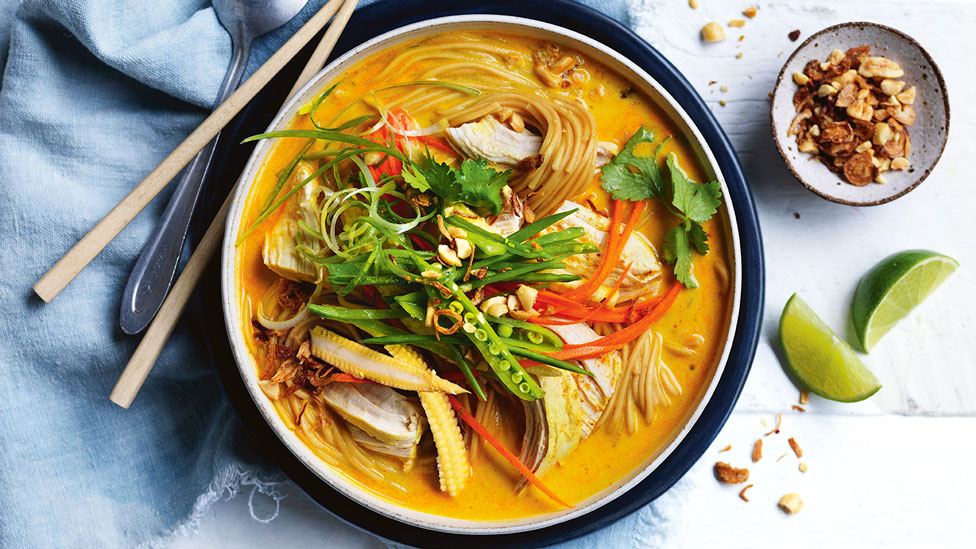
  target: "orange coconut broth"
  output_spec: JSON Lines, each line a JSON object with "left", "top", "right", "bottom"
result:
{"left": 234, "top": 30, "right": 733, "bottom": 520}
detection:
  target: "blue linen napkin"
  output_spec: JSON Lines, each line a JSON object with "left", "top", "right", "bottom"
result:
{"left": 0, "top": 1, "right": 684, "bottom": 547}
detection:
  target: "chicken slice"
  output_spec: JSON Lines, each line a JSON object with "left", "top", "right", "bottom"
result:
{"left": 543, "top": 201, "right": 662, "bottom": 304}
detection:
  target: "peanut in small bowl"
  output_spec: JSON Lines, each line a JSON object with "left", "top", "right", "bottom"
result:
{"left": 770, "top": 22, "right": 949, "bottom": 206}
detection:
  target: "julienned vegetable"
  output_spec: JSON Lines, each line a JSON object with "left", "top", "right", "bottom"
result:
{"left": 600, "top": 127, "right": 722, "bottom": 288}
{"left": 238, "top": 29, "right": 734, "bottom": 514}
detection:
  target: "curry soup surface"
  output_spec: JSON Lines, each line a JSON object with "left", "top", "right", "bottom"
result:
{"left": 235, "top": 30, "right": 733, "bottom": 520}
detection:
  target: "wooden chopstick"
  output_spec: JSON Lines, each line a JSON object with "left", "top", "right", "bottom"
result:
{"left": 33, "top": 0, "right": 346, "bottom": 304}
{"left": 109, "top": 0, "right": 359, "bottom": 409}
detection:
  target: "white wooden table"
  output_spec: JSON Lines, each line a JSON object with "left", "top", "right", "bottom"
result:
{"left": 170, "top": 1, "right": 976, "bottom": 547}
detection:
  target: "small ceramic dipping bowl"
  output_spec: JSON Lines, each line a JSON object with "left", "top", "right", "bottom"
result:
{"left": 771, "top": 22, "right": 949, "bottom": 206}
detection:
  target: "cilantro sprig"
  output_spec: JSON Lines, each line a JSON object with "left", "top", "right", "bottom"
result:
{"left": 403, "top": 154, "right": 511, "bottom": 215}
{"left": 600, "top": 127, "right": 722, "bottom": 288}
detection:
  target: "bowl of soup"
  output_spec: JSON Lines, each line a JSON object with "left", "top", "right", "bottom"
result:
{"left": 221, "top": 15, "right": 741, "bottom": 533}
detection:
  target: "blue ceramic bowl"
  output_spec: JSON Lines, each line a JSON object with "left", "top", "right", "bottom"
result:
{"left": 201, "top": 1, "right": 764, "bottom": 546}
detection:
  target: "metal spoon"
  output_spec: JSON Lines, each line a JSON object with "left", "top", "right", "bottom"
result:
{"left": 120, "top": 0, "right": 308, "bottom": 334}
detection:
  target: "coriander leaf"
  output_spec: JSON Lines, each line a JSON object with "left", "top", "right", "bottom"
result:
{"left": 400, "top": 164, "right": 430, "bottom": 193}
{"left": 407, "top": 154, "right": 460, "bottom": 201}
{"left": 455, "top": 158, "right": 511, "bottom": 215}
{"left": 667, "top": 152, "right": 722, "bottom": 223}
{"left": 662, "top": 227, "right": 677, "bottom": 264}
{"left": 423, "top": 157, "right": 460, "bottom": 200}
{"left": 663, "top": 225, "right": 698, "bottom": 288}
{"left": 688, "top": 221, "right": 710, "bottom": 255}
{"left": 600, "top": 127, "right": 668, "bottom": 201}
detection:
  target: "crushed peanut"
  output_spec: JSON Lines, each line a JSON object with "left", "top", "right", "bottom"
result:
{"left": 729, "top": 19, "right": 746, "bottom": 28}
{"left": 799, "top": 389, "right": 809, "bottom": 405}
{"left": 792, "top": 405, "right": 806, "bottom": 412}
{"left": 788, "top": 45, "right": 917, "bottom": 186}
{"left": 715, "top": 462, "right": 750, "bottom": 484}
{"left": 779, "top": 493, "right": 803, "bottom": 514}
{"left": 702, "top": 22, "right": 726, "bottom": 42}
{"left": 438, "top": 244, "right": 463, "bottom": 267}
{"left": 743, "top": 6, "right": 757, "bottom": 18}
{"left": 788, "top": 437, "right": 803, "bottom": 458}
{"left": 799, "top": 462, "right": 809, "bottom": 473}
{"left": 719, "top": 444, "right": 732, "bottom": 452}
{"left": 739, "top": 484, "right": 754, "bottom": 502}
{"left": 752, "top": 439, "right": 763, "bottom": 462}
{"left": 689, "top": 0, "right": 699, "bottom": 8}
{"left": 736, "top": 52, "right": 743, "bottom": 59}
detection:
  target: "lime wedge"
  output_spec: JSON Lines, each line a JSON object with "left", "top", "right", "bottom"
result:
{"left": 779, "top": 294, "right": 881, "bottom": 402}
{"left": 852, "top": 250, "right": 959, "bottom": 352}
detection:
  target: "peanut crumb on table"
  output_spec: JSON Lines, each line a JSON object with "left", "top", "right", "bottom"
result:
{"left": 715, "top": 462, "right": 750, "bottom": 484}
{"left": 789, "top": 437, "right": 803, "bottom": 458}
{"left": 779, "top": 493, "right": 803, "bottom": 514}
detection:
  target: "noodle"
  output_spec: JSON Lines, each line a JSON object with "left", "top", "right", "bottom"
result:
{"left": 595, "top": 329, "right": 683, "bottom": 435}
{"left": 235, "top": 27, "right": 730, "bottom": 515}
{"left": 442, "top": 92, "right": 597, "bottom": 215}
{"left": 715, "top": 261, "right": 730, "bottom": 293}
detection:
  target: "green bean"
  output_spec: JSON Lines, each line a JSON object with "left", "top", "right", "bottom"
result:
{"left": 490, "top": 316, "right": 563, "bottom": 350}
{"left": 361, "top": 334, "right": 466, "bottom": 345}
{"left": 507, "top": 345, "right": 593, "bottom": 376}
{"left": 463, "top": 231, "right": 508, "bottom": 257}
{"left": 444, "top": 216, "right": 546, "bottom": 259}
{"left": 447, "top": 345, "right": 486, "bottom": 401}
{"left": 307, "top": 304, "right": 408, "bottom": 321}
{"left": 509, "top": 208, "right": 577, "bottom": 241}
{"left": 444, "top": 284, "right": 543, "bottom": 401}
{"left": 462, "top": 256, "right": 571, "bottom": 290}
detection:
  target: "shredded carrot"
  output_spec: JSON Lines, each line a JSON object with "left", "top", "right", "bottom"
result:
{"left": 559, "top": 200, "right": 625, "bottom": 302}
{"left": 536, "top": 263, "right": 634, "bottom": 327}
{"left": 417, "top": 135, "right": 456, "bottom": 154}
{"left": 561, "top": 200, "right": 646, "bottom": 304}
{"left": 545, "top": 282, "right": 683, "bottom": 361}
{"left": 533, "top": 290, "right": 630, "bottom": 323}
{"left": 446, "top": 395, "right": 571, "bottom": 508}
{"left": 331, "top": 373, "right": 375, "bottom": 384}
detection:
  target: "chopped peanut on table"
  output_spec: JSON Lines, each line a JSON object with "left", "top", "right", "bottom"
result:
{"left": 715, "top": 462, "right": 750, "bottom": 484}
{"left": 779, "top": 493, "right": 804, "bottom": 514}
{"left": 702, "top": 22, "right": 726, "bottom": 42}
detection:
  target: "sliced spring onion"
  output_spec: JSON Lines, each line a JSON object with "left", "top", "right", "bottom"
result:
{"left": 256, "top": 305, "right": 312, "bottom": 331}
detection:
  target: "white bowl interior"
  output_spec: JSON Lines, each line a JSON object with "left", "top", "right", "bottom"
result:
{"left": 221, "top": 15, "right": 743, "bottom": 534}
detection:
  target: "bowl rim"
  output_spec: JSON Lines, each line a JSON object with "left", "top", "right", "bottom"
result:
{"left": 770, "top": 21, "right": 950, "bottom": 207}
{"left": 221, "top": 14, "right": 743, "bottom": 534}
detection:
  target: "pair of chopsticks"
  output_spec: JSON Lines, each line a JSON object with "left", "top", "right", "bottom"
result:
{"left": 31, "top": 0, "right": 358, "bottom": 408}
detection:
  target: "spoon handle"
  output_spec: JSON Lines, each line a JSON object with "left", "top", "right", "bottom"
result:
{"left": 119, "top": 39, "right": 251, "bottom": 334}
